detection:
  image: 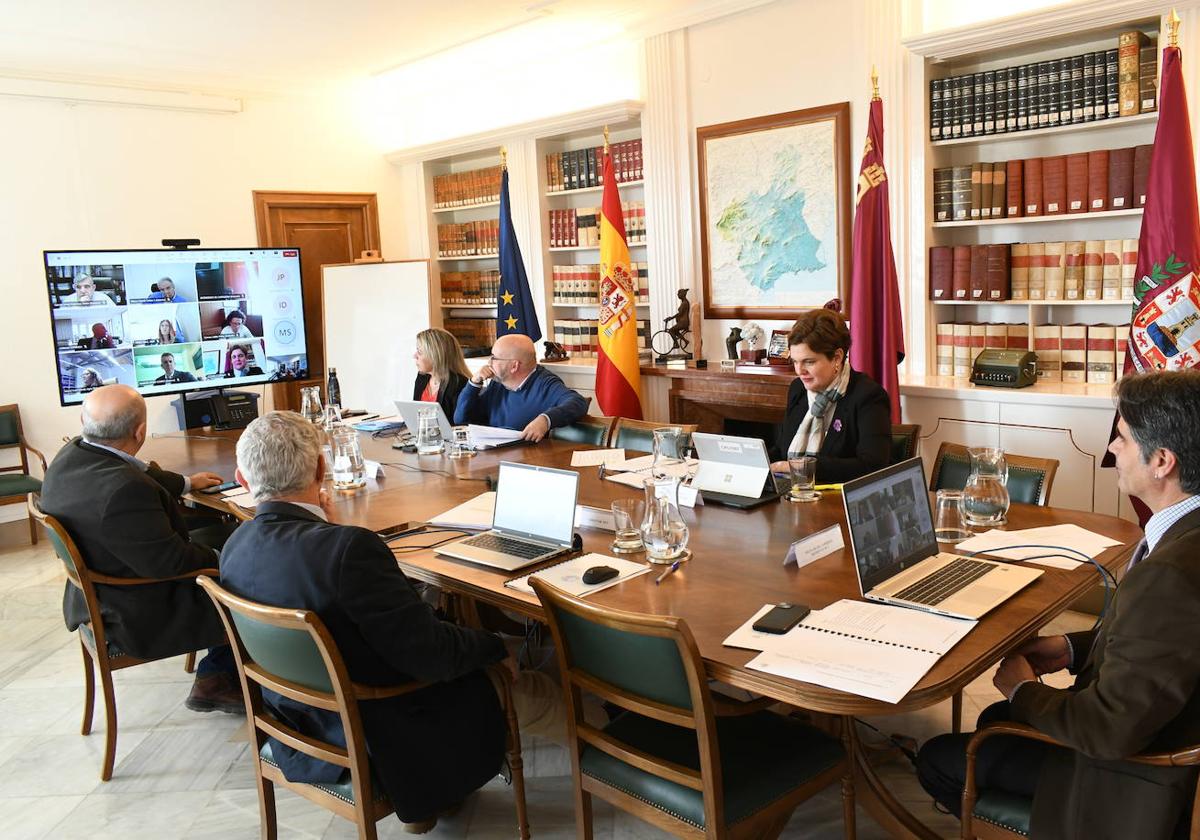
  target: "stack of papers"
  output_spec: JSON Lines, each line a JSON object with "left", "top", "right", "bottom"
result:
{"left": 468, "top": 424, "right": 524, "bottom": 448}
{"left": 603, "top": 454, "right": 698, "bottom": 489}
{"left": 505, "top": 553, "right": 651, "bottom": 596}
{"left": 955, "top": 524, "right": 1122, "bottom": 569}
{"left": 220, "top": 487, "right": 255, "bottom": 511}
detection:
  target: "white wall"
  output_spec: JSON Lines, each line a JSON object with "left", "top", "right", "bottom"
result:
{"left": 0, "top": 88, "right": 406, "bottom": 502}
{"left": 684, "top": 0, "right": 870, "bottom": 357}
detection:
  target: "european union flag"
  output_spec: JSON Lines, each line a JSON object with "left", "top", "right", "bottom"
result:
{"left": 496, "top": 167, "right": 541, "bottom": 342}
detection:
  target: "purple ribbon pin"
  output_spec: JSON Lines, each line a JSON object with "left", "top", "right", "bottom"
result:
{"left": 832, "top": 419, "right": 843, "bottom": 433}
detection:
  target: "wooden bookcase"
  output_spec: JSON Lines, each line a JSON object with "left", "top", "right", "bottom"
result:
{"left": 921, "top": 14, "right": 1161, "bottom": 383}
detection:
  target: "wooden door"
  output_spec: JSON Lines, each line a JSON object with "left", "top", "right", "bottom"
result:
{"left": 253, "top": 191, "right": 381, "bottom": 408}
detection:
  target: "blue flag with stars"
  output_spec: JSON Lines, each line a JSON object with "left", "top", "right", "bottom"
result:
{"left": 496, "top": 167, "right": 541, "bottom": 342}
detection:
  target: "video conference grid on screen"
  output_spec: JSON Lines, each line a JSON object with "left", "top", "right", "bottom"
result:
{"left": 45, "top": 248, "right": 309, "bottom": 405}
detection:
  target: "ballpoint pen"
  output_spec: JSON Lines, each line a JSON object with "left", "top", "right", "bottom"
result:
{"left": 655, "top": 560, "right": 682, "bottom": 585}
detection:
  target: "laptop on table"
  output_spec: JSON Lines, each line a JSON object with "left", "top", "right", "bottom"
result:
{"left": 393, "top": 399, "right": 530, "bottom": 451}
{"left": 842, "top": 457, "right": 1042, "bottom": 620}
{"left": 690, "top": 432, "right": 785, "bottom": 509}
{"left": 434, "top": 461, "right": 579, "bottom": 571}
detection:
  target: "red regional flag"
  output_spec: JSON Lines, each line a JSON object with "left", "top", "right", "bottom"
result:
{"left": 849, "top": 82, "right": 905, "bottom": 423}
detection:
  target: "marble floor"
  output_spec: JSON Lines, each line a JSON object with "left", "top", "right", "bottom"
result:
{"left": 0, "top": 521, "right": 1088, "bottom": 839}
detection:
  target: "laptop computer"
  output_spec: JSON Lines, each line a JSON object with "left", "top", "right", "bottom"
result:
{"left": 690, "top": 432, "right": 784, "bottom": 509}
{"left": 394, "top": 399, "right": 454, "bottom": 441}
{"left": 434, "top": 461, "right": 579, "bottom": 571}
{"left": 842, "top": 457, "right": 1042, "bottom": 620}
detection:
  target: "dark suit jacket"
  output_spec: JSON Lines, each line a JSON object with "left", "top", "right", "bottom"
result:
{"left": 1013, "top": 506, "right": 1200, "bottom": 840}
{"left": 39, "top": 438, "right": 225, "bottom": 659}
{"left": 154, "top": 371, "right": 197, "bottom": 384}
{"left": 219, "top": 502, "right": 507, "bottom": 822}
{"left": 413, "top": 371, "right": 467, "bottom": 420}
{"left": 223, "top": 366, "right": 264, "bottom": 378}
{"left": 770, "top": 369, "right": 891, "bottom": 482}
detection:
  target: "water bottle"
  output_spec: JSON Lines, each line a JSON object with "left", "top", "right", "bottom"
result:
{"left": 327, "top": 368, "right": 341, "bottom": 409}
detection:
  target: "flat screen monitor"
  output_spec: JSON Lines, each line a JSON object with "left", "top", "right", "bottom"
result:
{"left": 44, "top": 247, "right": 309, "bottom": 406}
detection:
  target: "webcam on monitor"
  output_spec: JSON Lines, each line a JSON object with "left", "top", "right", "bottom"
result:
{"left": 162, "top": 238, "right": 201, "bottom": 249}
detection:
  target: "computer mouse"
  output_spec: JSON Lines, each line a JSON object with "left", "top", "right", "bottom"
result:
{"left": 582, "top": 565, "right": 620, "bottom": 585}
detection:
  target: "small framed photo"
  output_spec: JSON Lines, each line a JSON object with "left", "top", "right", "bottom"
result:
{"left": 767, "top": 329, "right": 790, "bottom": 360}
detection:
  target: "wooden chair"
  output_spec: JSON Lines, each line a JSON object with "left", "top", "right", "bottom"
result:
{"left": 550, "top": 415, "right": 616, "bottom": 447}
{"left": 196, "top": 575, "right": 530, "bottom": 840}
{"left": 531, "top": 578, "right": 855, "bottom": 839}
{"left": 610, "top": 419, "right": 700, "bottom": 454}
{"left": 28, "top": 494, "right": 207, "bottom": 780}
{"left": 890, "top": 423, "right": 921, "bottom": 465}
{"left": 929, "top": 442, "right": 1059, "bottom": 507}
{"left": 1, "top": 405, "right": 47, "bottom": 543}
{"left": 961, "top": 722, "right": 1200, "bottom": 839}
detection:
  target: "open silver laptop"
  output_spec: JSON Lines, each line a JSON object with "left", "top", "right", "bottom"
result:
{"left": 434, "top": 462, "right": 579, "bottom": 571}
{"left": 394, "top": 399, "right": 454, "bottom": 441}
{"left": 842, "top": 457, "right": 1042, "bottom": 620}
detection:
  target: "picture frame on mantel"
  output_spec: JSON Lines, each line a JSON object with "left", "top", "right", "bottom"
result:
{"left": 697, "top": 102, "right": 851, "bottom": 320}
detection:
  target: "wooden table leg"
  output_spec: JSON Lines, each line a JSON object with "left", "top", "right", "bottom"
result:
{"left": 851, "top": 730, "right": 942, "bottom": 840}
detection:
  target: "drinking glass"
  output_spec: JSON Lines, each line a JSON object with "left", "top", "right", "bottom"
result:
{"left": 786, "top": 455, "right": 819, "bottom": 502}
{"left": 329, "top": 426, "right": 366, "bottom": 489}
{"left": 934, "top": 489, "right": 970, "bottom": 543}
{"left": 447, "top": 425, "right": 475, "bottom": 459}
{"left": 300, "top": 386, "right": 324, "bottom": 425}
{"left": 415, "top": 406, "right": 444, "bottom": 455}
{"left": 611, "top": 498, "right": 646, "bottom": 553}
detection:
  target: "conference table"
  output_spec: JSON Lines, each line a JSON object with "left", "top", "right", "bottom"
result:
{"left": 143, "top": 427, "right": 1143, "bottom": 840}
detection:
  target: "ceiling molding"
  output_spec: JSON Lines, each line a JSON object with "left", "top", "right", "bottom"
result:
{"left": 0, "top": 75, "right": 243, "bottom": 112}
{"left": 626, "top": 0, "right": 780, "bottom": 39}
{"left": 384, "top": 100, "right": 644, "bottom": 164}
{"left": 902, "top": 0, "right": 1186, "bottom": 61}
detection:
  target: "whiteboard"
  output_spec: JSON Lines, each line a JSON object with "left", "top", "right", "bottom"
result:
{"left": 322, "top": 261, "right": 432, "bottom": 415}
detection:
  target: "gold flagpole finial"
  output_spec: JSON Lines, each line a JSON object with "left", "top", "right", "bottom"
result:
{"left": 1169, "top": 8, "right": 1181, "bottom": 48}
{"left": 603, "top": 125, "right": 610, "bottom": 153}
{"left": 500, "top": 145, "right": 507, "bottom": 171}
{"left": 871, "top": 65, "right": 880, "bottom": 101}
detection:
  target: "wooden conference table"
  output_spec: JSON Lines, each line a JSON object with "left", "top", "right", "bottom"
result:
{"left": 144, "top": 428, "right": 1142, "bottom": 839}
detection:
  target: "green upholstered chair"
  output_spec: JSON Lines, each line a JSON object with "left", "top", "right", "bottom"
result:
{"left": 550, "top": 416, "right": 616, "bottom": 447}
{"left": 610, "top": 420, "right": 699, "bottom": 454}
{"left": 961, "top": 722, "right": 1200, "bottom": 840}
{"left": 28, "top": 494, "right": 208, "bottom": 780}
{"left": 196, "top": 576, "right": 529, "bottom": 840}
{"left": 530, "top": 578, "right": 856, "bottom": 840}
{"left": 929, "top": 442, "right": 1059, "bottom": 507}
{"left": 1, "top": 405, "right": 47, "bottom": 544}
{"left": 890, "top": 424, "right": 921, "bottom": 465}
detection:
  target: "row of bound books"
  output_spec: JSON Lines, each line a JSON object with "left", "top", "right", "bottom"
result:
{"left": 929, "top": 239, "right": 1139, "bottom": 302}
{"left": 444, "top": 317, "right": 497, "bottom": 351}
{"left": 549, "top": 204, "right": 646, "bottom": 248}
{"left": 432, "top": 166, "right": 502, "bottom": 209}
{"left": 552, "top": 319, "right": 652, "bottom": 359}
{"left": 929, "top": 30, "right": 1156, "bottom": 141}
{"left": 440, "top": 270, "right": 501, "bottom": 306}
{"left": 935, "top": 321, "right": 1130, "bottom": 383}
{"left": 546, "top": 140, "right": 643, "bottom": 192}
{"left": 437, "top": 220, "right": 500, "bottom": 258}
{"left": 933, "top": 144, "right": 1151, "bottom": 222}
{"left": 551, "top": 264, "right": 649, "bottom": 305}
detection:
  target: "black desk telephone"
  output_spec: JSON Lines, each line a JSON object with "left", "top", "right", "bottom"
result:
{"left": 210, "top": 392, "right": 259, "bottom": 429}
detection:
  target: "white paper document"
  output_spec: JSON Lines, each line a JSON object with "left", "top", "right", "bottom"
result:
{"left": 428, "top": 492, "right": 495, "bottom": 531}
{"left": 505, "top": 553, "right": 651, "bottom": 596}
{"left": 955, "top": 524, "right": 1122, "bottom": 569}
{"left": 571, "top": 449, "right": 627, "bottom": 467}
{"left": 726, "top": 599, "right": 976, "bottom": 704}
{"left": 603, "top": 456, "right": 698, "bottom": 489}
{"left": 467, "top": 424, "right": 524, "bottom": 448}
{"left": 220, "top": 488, "right": 255, "bottom": 510}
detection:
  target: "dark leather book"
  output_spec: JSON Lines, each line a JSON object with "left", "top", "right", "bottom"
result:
{"left": 1066, "top": 152, "right": 1089, "bottom": 214}
{"left": 952, "top": 165, "right": 973, "bottom": 221}
{"left": 930, "top": 79, "right": 943, "bottom": 140}
{"left": 1006, "top": 67, "right": 1019, "bottom": 131}
{"left": 995, "top": 69, "right": 1009, "bottom": 134}
{"left": 1134, "top": 144, "right": 1153, "bottom": 207}
{"left": 983, "top": 70, "right": 997, "bottom": 134}
{"left": 1088, "top": 149, "right": 1110, "bottom": 212}
{"left": 991, "top": 163, "right": 1007, "bottom": 218}
{"left": 1057, "top": 57, "right": 1072, "bottom": 124}
{"left": 969, "top": 244, "right": 989, "bottom": 301}
{"left": 1108, "top": 147, "right": 1135, "bottom": 211}
{"left": 986, "top": 244, "right": 1011, "bottom": 300}
{"left": 934, "top": 168, "right": 953, "bottom": 221}
{"left": 1023, "top": 156, "right": 1043, "bottom": 217}
{"left": 1042, "top": 155, "right": 1067, "bottom": 215}
{"left": 929, "top": 246, "right": 953, "bottom": 300}
{"left": 1047, "top": 58, "right": 1062, "bottom": 127}
{"left": 1037, "top": 60, "right": 1051, "bottom": 127}
{"left": 1106, "top": 48, "right": 1120, "bottom": 118}
{"left": 1016, "top": 64, "right": 1031, "bottom": 131}
{"left": 1082, "top": 51, "right": 1097, "bottom": 121}
{"left": 962, "top": 74, "right": 976, "bottom": 137}
{"left": 970, "top": 162, "right": 983, "bottom": 219}
{"left": 973, "top": 72, "right": 985, "bottom": 135}
{"left": 952, "top": 245, "right": 972, "bottom": 300}
{"left": 1070, "top": 54, "right": 1085, "bottom": 123}
{"left": 980, "top": 162, "right": 994, "bottom": 219}
{"left": 1140, "top": 44, "right": 1158, "bottom": 113}
{"left": 1006, "top": 159, "right": 1024, "bottom": 217}
{"left": 951, "top": 74, "right": 964, "bottom": 138}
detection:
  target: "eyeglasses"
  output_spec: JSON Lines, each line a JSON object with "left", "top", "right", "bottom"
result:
{"left": 489, "top": 355, "right": 517, "bottom": 362}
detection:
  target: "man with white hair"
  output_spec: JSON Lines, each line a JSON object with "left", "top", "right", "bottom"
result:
{"left": 39, "top": 385, "right": 242, "bottom": 713}
{"left": 453, "top": 333, "right": 587, "bottom": 441}
{"left": 220, "top": 411, "right": 514, "bottom": 831}
{"left": 61, "top": 273, "right": 116, "bottom": 306}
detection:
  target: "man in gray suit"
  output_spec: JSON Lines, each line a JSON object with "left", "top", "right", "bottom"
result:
{"left": 917, "top": 369, "right": 1200, "bottom": 840}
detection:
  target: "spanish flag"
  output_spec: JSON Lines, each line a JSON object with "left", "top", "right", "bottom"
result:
{"left": 596, "top": 146, "right": 643, "bottom": 419}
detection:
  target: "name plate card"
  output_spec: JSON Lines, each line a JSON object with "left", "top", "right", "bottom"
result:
{"left": 783, "top": 524, "right": 844, "bottom": 568}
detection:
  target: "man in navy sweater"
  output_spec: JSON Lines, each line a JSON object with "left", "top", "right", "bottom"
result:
{"left": 454, "top": 334, "right": 587, "bottom": 441}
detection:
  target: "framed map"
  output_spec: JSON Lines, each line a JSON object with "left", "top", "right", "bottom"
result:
{"left": 697, "top": 103, "right": 850, "bottom": 320}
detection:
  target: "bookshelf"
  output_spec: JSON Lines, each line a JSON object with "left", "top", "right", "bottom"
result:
{"left": 922, "top": 14, "right": 1161, "bottom": 387}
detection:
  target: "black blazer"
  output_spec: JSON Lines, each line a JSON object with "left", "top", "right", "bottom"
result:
{"left": 770, "top": 369, "right": 892, "bottom": 483}
{"left": 219, "top": 502, "right": 507, "bottom": 822}
{"left": 413, "top": 371, "right": 468, "bottom": 419}
{"left": 39, "top": 438, "right": 225, "bottom": 659}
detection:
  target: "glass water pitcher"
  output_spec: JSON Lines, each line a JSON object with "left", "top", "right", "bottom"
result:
{"left": 641, "top": 476, "right": 689, "bottom": 564}
{"left": 300, "top": 385, "right": 324, "bottom": 425}
{"left": 962, "top": 447, "right": 1010, "bottom": 527}
{"left": 651, "top": 426, "right": 690, "bottom": 477}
